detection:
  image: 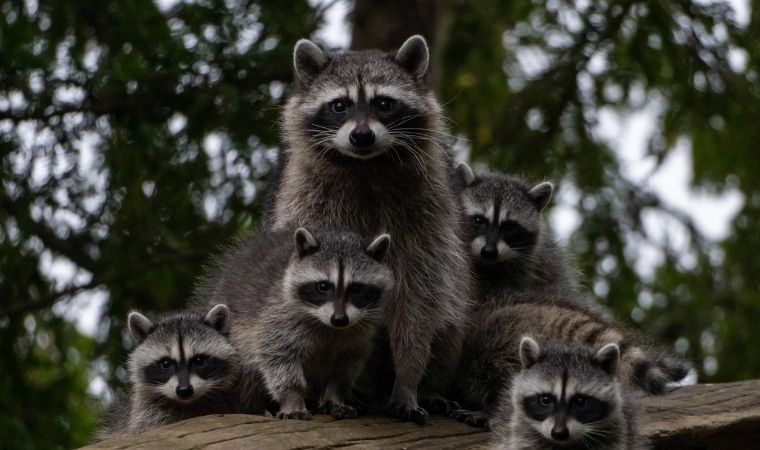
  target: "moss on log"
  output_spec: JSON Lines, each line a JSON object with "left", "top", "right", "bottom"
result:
{"left": 84, "top": 380, "right": 760, "bottom": 449}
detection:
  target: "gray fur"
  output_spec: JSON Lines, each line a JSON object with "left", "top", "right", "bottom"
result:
{"left": 492, "top": 339, "right": 646, "bottom": 450}
{"left": 451, "top": 292, "right": 689, "bottom": 429}
{"left": 95, "top": 305, "right": 241, "bottom": 441}
{"left": 455, "top": 164, "right": 583, "bottom": 308}
{"left": 196, "top": 228, "right": 394, "bottom": 420}
{"left": 269, "top": 36, "right": 472, "bottom": 423}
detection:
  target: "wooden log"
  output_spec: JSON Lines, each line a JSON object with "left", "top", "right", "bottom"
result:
{"left": 84, "top": 380, "right": 760, "bottom": 449}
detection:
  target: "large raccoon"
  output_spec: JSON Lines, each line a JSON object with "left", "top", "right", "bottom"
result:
{"left": 196, "top": 227, "right": 393, "bottom": 420}
{"left": 492, "top": 337, "right": 645, "bottom": 450}
{"left": 95, "top": 305, "right": 240, "bottom": 440}
{"left": 267, "top": 35, "right": 471, "bottom": 423}
{"left": 454, "top": 162, "right": 583, "bottom": 308}
{"left": 452, "top": 293, "right": 688, "bottom": 428}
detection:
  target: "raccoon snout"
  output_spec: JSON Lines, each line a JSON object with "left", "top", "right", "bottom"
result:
{"left": 551, "top": 422, "right": 570, "bottom": 441}
{"left": 176, "top": 384, "right": 194, "bottom": 399}
{"left": 480, "top": 246, "right": 499, "bottom": 261}
{"left": 349, "top": 126, "right": 375, "bottom": 148}
{"left": 330, "top": 313, "right": 349, "bottom": 327}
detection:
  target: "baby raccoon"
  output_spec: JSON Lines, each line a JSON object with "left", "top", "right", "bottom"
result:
{"left": 197, "top": 228, "right": 393, "bottom": 420}
{"left": 452, "top": 295, "right": 688, "bottom": 429}
{"left": 95, "top": 305, "right": 240, "bottom": 440}
{"left": 493, "top": 337, "right": 644, "bottom": 450}
{"left": 454, "top": 163, "right": 583, "bottom": 308}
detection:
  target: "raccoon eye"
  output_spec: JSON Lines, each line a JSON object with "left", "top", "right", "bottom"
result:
{"left": 502, "top": 220, "right": 521, "bottom": 234}
{"left": 159, "top": 358, "right": 173, "bottom": 369}
{"left": 347, "top": 283, "right": 363, "bottom": 294}
{"left": 191, "top": 355, "right": 207, "bottom": 367}
{"left": 316, "top": 281, "right": 331, "bottom": 293}
{"left": 574, "top": 396, "right": 588, "bottom": 407}
{"left": 375, "top": 97, "right": 397, "bottom": 114}
{"left": 471, "top": 215, "right": 488, "bottom": 227}
{"left": 330, "top": 99, "right": 348, "bottom": 114}
{"left": 539, "top": 394, "right": 554, "bottom": 406}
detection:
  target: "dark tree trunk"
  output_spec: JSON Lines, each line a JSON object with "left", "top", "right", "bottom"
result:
{"left": 349, "top": 0, "right": 443, "bottom": 89}
{"left": 349, "top": 0, "right": 440, "bottom": 51}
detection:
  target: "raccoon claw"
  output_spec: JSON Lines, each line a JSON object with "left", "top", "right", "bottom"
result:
{"left": 319, "top": 401, "right": 359, "bottom": 420}
{"left": 331, "top": 404, "right": 359, "bottom": 420}
{"left": 388, "top": 402, "right": 429, "bottom": 425}
{"left": 276, "top": 409, "right": 312, "bottom": 421}
{"left": 419, "top": 395, "right": 461, "bottom": 415}
{"left": 450, "top": 408, "right": 491, "bottom": 430}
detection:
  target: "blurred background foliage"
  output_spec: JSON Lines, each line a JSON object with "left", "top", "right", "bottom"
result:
{"left": 0, "top": 0, "right": 758, "bottom": 447}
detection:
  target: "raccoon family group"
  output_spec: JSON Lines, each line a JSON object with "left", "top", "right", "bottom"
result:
{"left": 94, "top": 36, "right": 692, "bottom": 450}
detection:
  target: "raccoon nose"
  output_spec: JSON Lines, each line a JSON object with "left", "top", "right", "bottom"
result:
{"left": 349, "top": 126, "right": 375, "bottom": 148}
{"left": 176, "top": 384, "right": 194, "bottom": 399}
{"left": 480, "top": 247, "right": 498, "bottom": 261}
{"left": 551, "top": 425, "right": 569, "bottom": 441}
{"left": 330, "top": 314, "right": 349, "bottom": 327}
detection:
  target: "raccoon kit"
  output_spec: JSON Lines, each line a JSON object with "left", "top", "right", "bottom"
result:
{"left": 453, "top": 297, "right": 688, "bottom": 428}
{"left": 197, "top": 227, "right": 393, "bottom": 420}
{"left": 268, "top": 35, "right": 472, "bottom": 423}
{"left": 493, "top": 337, "right": 645, "bottom": 450}
{"left": 454, "top": 163, "right": 584, "bottom": 308}
{"left": 95, "top": 305, "right": 240, "bottom": 440}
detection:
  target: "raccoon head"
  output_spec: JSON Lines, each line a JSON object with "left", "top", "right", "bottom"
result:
{"left": 285, "top": 35, "right": 443, "bottom": 161}
{"left": 456, "top": 163, "right": 552, "bottom": 264}
{"left": 513, "top": 337, "right": 623, "bottom": 446}
{"left": 127, "top": 304, "right": 239, "bottom": 405}
{"left": 283, "top": 228, "right": 393, "bottom": 329}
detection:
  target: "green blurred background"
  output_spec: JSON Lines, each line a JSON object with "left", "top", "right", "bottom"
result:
{"left": 1, "top": 0, "right": 758, "bottom": 447}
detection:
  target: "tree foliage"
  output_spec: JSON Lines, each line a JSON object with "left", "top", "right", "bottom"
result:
{"left": 1, "top": 0, "right": 758, "bottom": 446}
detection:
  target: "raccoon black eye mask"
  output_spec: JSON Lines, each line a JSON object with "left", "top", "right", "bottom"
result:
{"left": 94, "top": 305, "right": 241, "bottom": 441}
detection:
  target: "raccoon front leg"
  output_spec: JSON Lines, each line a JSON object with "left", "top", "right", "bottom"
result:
{"left": 386, "top": 301, "right": 435, "bottom": 425}
{"left": 419, "top": 323, "right": 464, "bottom": 415}
{"left": 237, "top": 362, "right": 271, "bottom": 414}
{"left": 317, "top": 345, "right": 368, "bottom": 420}
{"left": 319, "top": 379, "right": 358, "bottom": 420}
{"left": 258, "top": 355, "right": 312, "bottom": 420}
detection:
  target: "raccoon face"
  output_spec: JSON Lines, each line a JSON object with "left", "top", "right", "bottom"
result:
{"left": 456, "top": 164, "right": 552, "bottom": 264}
{"left": 284, "top": 228, "right": 393, "bottom": 329}
{"left": 287, "top": 36, "right": 437, "bottom": 161}
{"left": 514, "top": 337, "right": 622, "bottom": 446}
{"left": 127, "top": 305, "right": 239, "bottom": 404}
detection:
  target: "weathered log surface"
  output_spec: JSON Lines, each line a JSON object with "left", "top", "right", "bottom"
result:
{"left": 85, "top": 380, "right": 760, "bottom": 449}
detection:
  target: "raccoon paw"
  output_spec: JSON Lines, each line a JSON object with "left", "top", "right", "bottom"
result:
{"left": 419, "top": 394, "right": 461, "bottom": 415}
{"left": 318, "top": 400, "right": 359, "bottom": 420}
{"left": 276, "top": 408, "right": 312, "bottom": 421}
{"left": 331, "top": 404, "right": 359, "bottom": 420}
{"left": 449, "top": 408, "right": 491, "bottom": 429}
{"left": 387, "top": 402, "right": 429, "bottom": 425}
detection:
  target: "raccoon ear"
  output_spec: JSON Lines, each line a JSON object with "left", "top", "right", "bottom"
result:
{"left": 127, "top": 311, "right": 154, "bottom": 345}
{"left": 365, "top": 233, "right": 391, "bottom": 262}
{"left": 595, "top": 343, "right": 620, "bottom": 375}
{"left": 294, "top": 227, "right": 320, "bottom": 257}
{"left": 204, "top": 304, "right": 231, "bottom": 336}
{"left": 395, "top": 35, "right": 429, "bottom": 81}
{"left": 519, "top": 336, "right": 542, "bottom": 369}
{"left": 528, "top": 181, "right": 553, "bottom": 211}
{"left": 456, "top": 162, "right": 477, "bottom": 187}
{"left": 293, "top": 39, "right": 328, "bottom": 83}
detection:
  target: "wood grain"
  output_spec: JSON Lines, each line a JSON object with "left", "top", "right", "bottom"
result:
{"left": 84, "top": 380, "right": 760, "bottom": 449}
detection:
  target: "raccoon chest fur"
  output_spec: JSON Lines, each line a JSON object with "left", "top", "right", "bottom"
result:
{"left": 275, "top": 159, "right": 442, "bottom": 234}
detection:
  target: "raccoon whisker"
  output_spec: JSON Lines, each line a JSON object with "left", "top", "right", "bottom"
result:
{"left": 386, "top": 113, "right": 423, "bottom": 130}
{"left": 390, "top": 127, "right": 466, "bottom": 143}
{"left": 396, "top": 140, "right": 433, "bottom": 186}
{"left": 393, "top": 133, "right": 454, "bottom": 159}
{"left": 390, "top": 130, "right": 452, "bottom": 146}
